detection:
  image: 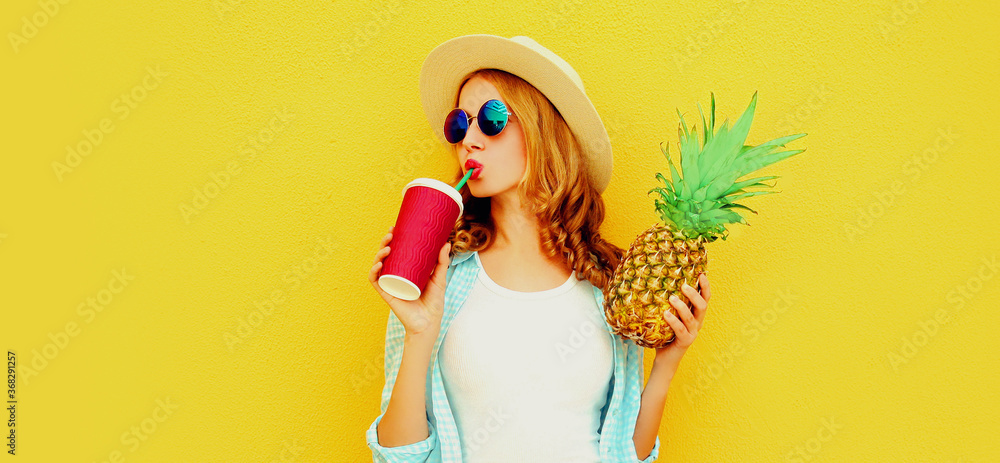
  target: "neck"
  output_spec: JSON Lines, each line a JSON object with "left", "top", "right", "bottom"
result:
{"left": 487, "top": 188, "right": 564, "bottom": 268}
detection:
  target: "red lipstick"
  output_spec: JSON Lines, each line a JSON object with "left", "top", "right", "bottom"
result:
{"left": 464, "top": 159, "right": 483, "bottom": 179}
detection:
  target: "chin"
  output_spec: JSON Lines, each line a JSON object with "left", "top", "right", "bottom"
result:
{"left": 467, "top": 182, "right": 494, "bottom": 199}
{"left": 468, "top": 186, "right": 486, "bottom": 198}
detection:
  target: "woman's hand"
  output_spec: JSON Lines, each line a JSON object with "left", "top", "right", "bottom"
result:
{"left": 368, "top": 226, "right": 451, "bottom": 336}
{"left": 654, "top": 272, "right": 711, "bottom": 364}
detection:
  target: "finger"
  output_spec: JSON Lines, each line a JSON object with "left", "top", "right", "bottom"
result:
{"left": 681, "top": 283, "right": 708, "bottom": 331}
{"left": 427, "top": 242, "right": 451, "bottom": 292}
{"left": 682, "top": 282, "right": 707, "bottom": 315}
{"left": 438, "top": 242, "right": 451, "bottom": 273}
{"left": 668, "top": 294, "right": 695, "bottom": 331}
{"left": 369, "top": 259, "right": 384, "bottom": 287}
{"left": 379, "top": 231, "right": 393, "bottom": 250}
{"left": 662, "top": 307, "right": 688, "bottom": 337}
{"left": 370, "top": 248, "right": 388, "bottom": 278}
{"left": 377, "top": 225, "right": 393, "bottom": 246}
{"left": 699, "top": 273, "right": 711, "bottom": 302}
{"left": 369, "top": 257, "right": 398, "bottom": 300}
{"left": 371, "top": 245, "right": 390, "bottom": 266}
{"left": 422, "top": 246, "right": 448, "bottom": 303}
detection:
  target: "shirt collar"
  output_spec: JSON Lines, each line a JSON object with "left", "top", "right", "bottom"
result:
{"left": 448, "top": 249, "right": 476, "bottom": 267}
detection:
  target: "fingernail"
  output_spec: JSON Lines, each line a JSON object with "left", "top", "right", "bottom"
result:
{"left": 682, "top": 283, "right": 692, "bottom": 290}
{"left": 670, "top": 295, "right": 679, "bottom": 302}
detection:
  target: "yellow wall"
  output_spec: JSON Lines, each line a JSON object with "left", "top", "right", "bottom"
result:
{"left": 2, "top": 0, "right": 997, "bottom": 461}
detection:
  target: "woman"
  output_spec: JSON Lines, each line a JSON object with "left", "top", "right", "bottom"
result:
{"left": 366, "top": 35, "right": 710, "bottom": 462}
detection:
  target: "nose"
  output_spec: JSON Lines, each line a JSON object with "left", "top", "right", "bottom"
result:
{"left": 460, "top": 118, "right": 486, "bottom": 153}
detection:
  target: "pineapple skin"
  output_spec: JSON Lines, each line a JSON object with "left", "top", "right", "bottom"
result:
{"left": 603, "top": 221, "right": 707, "bottom": 349}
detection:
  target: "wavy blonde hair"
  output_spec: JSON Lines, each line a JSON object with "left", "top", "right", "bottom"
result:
{"left": 445, "top": 69, "right": 624, "bottom": 291}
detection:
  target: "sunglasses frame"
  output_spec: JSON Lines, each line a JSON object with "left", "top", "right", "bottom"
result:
{"left": 444, "top": 99, "right": 516, "bottom": 144}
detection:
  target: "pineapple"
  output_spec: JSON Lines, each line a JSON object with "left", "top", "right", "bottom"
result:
{"left": 604, "top": 92, "right": 806, "bottom": 349}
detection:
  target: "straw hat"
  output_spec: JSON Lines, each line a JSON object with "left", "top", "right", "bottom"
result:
{"left": 419, "top": 34, "right": 613, "bottom": 194}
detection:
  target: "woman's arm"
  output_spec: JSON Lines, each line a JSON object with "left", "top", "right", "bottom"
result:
{"left": 633, "top": 349, "right": 682, "bottom": 459}
{"left": 634, "top": 274, "right": 712, "bottom": 459}
{"left": 376, "top": 328, "right": 438, "bottom": 447}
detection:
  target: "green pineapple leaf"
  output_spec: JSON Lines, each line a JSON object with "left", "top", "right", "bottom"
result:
{"left": 697, "top": 101, "right": 709, "bottom": 147}
{"left": 749, "top": 149, "right": 806, "bottom": 172}
{"left": 699, "top": 208, "right": 746, "bottom": 225}
{"left": 722, "top": 175, "right": 781, "bottom": 197}
{"left": 709, "top": 93, "right": 716, "bottom": 135}
{"left": 677, "top": 111, "right": 701, "bottom": 190}
{"left": 653, "top": 93, "right": 805, "bottom": 241}
{"left": 720, "top": 202, "right": 759, "bottom": 215}
{"left": 654, "top": 172, "right": 675, "bottom": 197}
{"left": 726, "top": 190, "right": 778, "bottom": 203}
{"left": 660, "top": 142, "right": 682, "bottom": 190}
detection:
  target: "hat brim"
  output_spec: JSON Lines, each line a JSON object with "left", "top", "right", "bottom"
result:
{"left": 419, "top": 35, "right": 612, "bottom": 194}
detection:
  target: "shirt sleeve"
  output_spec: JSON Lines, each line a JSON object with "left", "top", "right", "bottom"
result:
{"left": 639, "top": 435, "right": 661, "bottom": 462}
{"left": 365, "top": 308, "right": 438, "bottom": 462}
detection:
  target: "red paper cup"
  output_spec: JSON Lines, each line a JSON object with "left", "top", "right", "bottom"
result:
{"left": 378, "top": 178, "right": 464, "bottom": 301}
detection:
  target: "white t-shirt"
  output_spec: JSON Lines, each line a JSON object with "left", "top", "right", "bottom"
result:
{"left": 440, "top": 251, "right": 615, "bottom": 462}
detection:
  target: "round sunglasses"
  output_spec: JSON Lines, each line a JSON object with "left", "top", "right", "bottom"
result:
{"left": 444, "top": 99, "right": 515, "bottom": 144}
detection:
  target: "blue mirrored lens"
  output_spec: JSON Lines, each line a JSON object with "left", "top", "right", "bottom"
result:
{"left": 444, "top": 109, "right": 468, "bottom": 144}
{"left": 478, "top": 99, "right": 508, "bottom": 136}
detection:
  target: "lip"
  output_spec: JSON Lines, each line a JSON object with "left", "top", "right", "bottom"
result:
{"left": 464, "top": 159, "right": 483, "bottom": 179}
